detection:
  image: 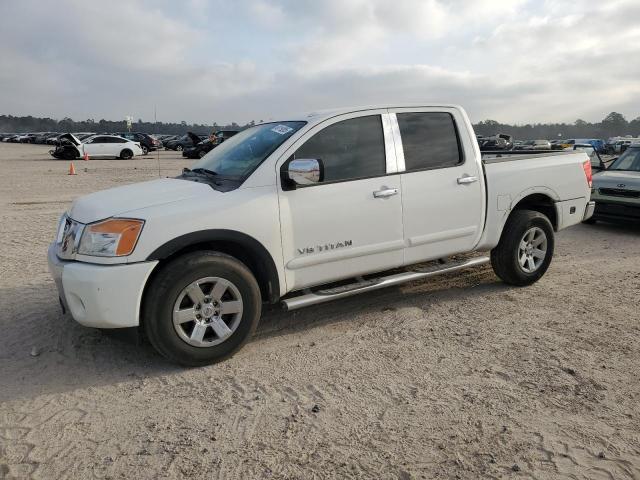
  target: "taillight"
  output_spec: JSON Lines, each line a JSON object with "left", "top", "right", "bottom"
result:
{"left": 582, "top": 160, "right": 592, "bottom": 187}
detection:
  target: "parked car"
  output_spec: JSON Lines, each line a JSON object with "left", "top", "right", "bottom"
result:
{"left": 48, "top": 104, "right": 594, "bottom": 366}
{"left": 531, "top": 139, "right": 551, "bottom": 150}
{"left": 49, "top": 134, "right": 143, "bottom": 160}
{"left": 605, "top": 137, "right": 640, "bottom": 154}
{"left": 588, "top": 146, "right": 640, "bottom": 223}
{"left": 47, "top": 134, "right": 65, "bottom": 145}
{"left": 212, "top": 130, "right": 239, "bottom": 145}
{"left": 164, "top": 132, "right": 201, "bottom": 151}
{"left": 2, "top": 134, "right": 19, "bottom": 142}
{"left": 478, "top": 133, "right": 513, "bottom": 150}
{"left": 182, "top": 139, "right": 214, "bottom": 159}
{"left": 18, "top": 133, "right": 38, "bottom": 143}
{"left": 183, "top": 130, "right": 240, "bottom": 159}
{"left": 116, "top": 132, "right": 160, "bottom": 154}
{"left": 479, "top": 136, "right": 509, "bottom": 150}
{"left": 34, "top": 132, "right": 58, "bottom": 144}
{"left": 571, "top": 144, "right": 614, "bottom": 171}
{"left": 614, "top": 139, "right": 640, "bottom": 154}
{"left": 516, "top": 140, "right": 535, "bottom": 150}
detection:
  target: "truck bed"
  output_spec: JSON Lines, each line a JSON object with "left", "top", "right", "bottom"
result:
{"left": 476, "top": 149, "right": 591, "bottom": 251}
{"left": 481, "top": 150, "right": 576, "bottom": 164}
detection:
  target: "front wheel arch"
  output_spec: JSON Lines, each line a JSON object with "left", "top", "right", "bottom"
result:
{"left": 145, "top": 230, "right": 281, "bottom": 304}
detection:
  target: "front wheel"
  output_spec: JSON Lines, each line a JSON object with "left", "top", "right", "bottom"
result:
{"left": 491, "top": 210, "right": 555, "bottom": 286}
{"left": 119, "top": 149, "right": 133, "bottom": 159}
{"left": 143, "top": 251, "right": 262, "bottom": 366}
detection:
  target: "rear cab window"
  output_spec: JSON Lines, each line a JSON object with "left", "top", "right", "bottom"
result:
{"left": 396, "top": 112, "right": 463, "bottom": 171}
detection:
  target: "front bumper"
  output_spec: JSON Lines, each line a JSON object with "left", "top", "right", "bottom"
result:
{"left": 47, "top": 243, "right": 158, "bottom": 328}
{"left": 592, "top": 201, "right": 640, "bottom": 221}
{"left": 583, "top": 201, "right": 595, "bottom": 221}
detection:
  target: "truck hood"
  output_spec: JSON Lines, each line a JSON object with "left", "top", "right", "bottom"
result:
{"left": 593, "top": 170, "right": 640, "bottom": 189}
{"left": 68, "top": 178, "right": 214, "bottom": 224}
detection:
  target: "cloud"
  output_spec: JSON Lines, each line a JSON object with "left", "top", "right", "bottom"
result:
{"left": 0, "top": 0, "right": 639, "bottom": 124}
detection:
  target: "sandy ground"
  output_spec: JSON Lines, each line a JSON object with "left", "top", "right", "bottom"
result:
{"left": 0, "top": 141, "right": 639, "bottom": 479}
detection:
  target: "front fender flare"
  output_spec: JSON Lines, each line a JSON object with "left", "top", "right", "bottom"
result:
{"left": 146, "top": 229, "right": 281, "bottom": 302}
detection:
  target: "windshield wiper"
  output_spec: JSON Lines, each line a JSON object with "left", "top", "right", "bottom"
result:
{"left": 192, "top": 167, "right": 218, "bottom": 176}
{"left": 183, "top": 167, "right": 219, "bottom": 177}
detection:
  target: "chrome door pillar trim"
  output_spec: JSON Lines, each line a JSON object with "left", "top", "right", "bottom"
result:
{"left": 388, "top": 112, "right": 406, "bottom": 172}
{"left": 381, "top": 113, "right": 398, "bottom": 174}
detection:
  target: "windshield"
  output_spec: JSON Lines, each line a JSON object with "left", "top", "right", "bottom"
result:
{"left": 192, "top": 121, "right": 306, "bottom": 178}
{"left": 609, "top": 148, "right": 640, "bottom": 171}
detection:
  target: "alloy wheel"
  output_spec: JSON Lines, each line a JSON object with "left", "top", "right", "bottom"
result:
{"left": 172, "top": 276, "right": 243, "bottom": 347}
{"left": 518, "top": 227, "right": 547, "bottom": 273}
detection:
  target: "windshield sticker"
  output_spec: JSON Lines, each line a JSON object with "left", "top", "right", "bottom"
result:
{"left": 271, "top": 125, "right": 294, "bottom": 135}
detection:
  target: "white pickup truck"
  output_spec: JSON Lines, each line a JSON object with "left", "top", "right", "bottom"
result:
{"left": 48, "top": 104, "right": 595, "bottom": 365}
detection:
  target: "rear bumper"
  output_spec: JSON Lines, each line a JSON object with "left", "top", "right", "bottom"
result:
{"left": 47, "top": 243, "right": 158, "bottom": 328}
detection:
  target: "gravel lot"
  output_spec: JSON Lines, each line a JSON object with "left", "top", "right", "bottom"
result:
{"left": 0, "top": 142, "right": 639, "bottom": 479}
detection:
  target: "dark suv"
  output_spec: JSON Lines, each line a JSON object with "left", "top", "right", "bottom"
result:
{"left": 182, "top": 130, "right": 239, "bottom": 158}
{"left": 116, "top": 132, "right": 159, "bottom": 154}
{"left": 165, "top": 132, "right": 205, "bottom": 151}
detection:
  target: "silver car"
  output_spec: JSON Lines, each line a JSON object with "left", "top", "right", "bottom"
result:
{"left": 589, "top": 146, "right": 640, "bottom": 223}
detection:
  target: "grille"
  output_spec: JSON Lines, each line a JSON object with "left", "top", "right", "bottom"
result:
{"left": 599, "top": 188, "right": 640, "bottom": 198}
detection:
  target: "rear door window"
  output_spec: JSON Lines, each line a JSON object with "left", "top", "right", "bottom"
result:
{"left": 397, "top": 112, "right": 463, "bottom": 171}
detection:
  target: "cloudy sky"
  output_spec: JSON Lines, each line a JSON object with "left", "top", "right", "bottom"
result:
{"left": 1, "top": 0, "right": 639, "bottom": 125}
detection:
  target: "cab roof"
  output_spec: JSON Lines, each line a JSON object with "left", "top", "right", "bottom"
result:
{"left": 275, "top": 103, "right": 464, "bottom": 127}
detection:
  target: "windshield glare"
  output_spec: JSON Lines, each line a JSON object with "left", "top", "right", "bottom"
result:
{"left": 609, "top": 148, "right": 640, "bottom": 171}
{"left": 193, "top": 121, "right": 306, "bottom": 178}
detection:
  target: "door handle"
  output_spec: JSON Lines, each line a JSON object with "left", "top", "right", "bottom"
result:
{"left": 457, "top": 175, "right": 478, "bottom": 185}
{"left": 373, "top": 187, "right": 398, "bottom": 198}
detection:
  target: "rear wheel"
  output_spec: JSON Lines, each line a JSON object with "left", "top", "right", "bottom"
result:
{"left": 491, "top": 209, "right": 555, "bottom": 286}
{"left": 119, "top": 149, "right": 133, "bottom": 159}
{"left": 143, "top": 251, "right": 262, "bottom": 366}
{"left": 141, "top": 145, "right": 149, "bottom": 155}
{"left": 176, "top": 145, "right": 184, "bottom": 151}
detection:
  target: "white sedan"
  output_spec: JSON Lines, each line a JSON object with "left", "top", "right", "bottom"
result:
{"left": 81, "top": 135, "right": 144, "bottom": 159}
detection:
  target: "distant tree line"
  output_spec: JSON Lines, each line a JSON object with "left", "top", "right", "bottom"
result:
{"left": 0, "top": 115, "right": 257, "bottom": 135}
{"left": 1, "top": 111, "right": 639, "bottom": 140}
{"left": 473, "top": 112, "right": 640, "bottom": 140}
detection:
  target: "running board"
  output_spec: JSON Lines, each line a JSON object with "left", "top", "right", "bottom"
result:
{"left": 281, "top": 256, "right": 490, "bottom": 311}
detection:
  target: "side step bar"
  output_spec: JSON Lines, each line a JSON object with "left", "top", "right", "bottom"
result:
{"left": 282, "top": 256, "right": 490, "bottom": 311}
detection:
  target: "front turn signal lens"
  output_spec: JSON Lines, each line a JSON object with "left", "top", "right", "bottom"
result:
{"left": 78, "top": 218, "right": 144, "bottom": 257}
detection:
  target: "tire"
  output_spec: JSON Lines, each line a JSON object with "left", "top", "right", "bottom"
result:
{"left": 141, "top": 145, "right": 149, "bottom": 155}
{"left": 176, "top": 145, "right": 183, "bottom": 151}
{"left": 119, "top": 149, "right": 133, "bottom": 160}
{"left": 143, "top": 251, "right": 262, "bottom": 366}
{"left": 490, "top": 209, "right": 555, "bottom": 286}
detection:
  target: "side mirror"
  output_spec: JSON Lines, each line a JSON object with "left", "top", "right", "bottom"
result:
{"left": 285, "top": 158, "right": 324, "bottom": 187}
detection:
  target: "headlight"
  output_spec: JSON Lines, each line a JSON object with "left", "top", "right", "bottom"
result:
{"left": 78, "top": 218, "right": 144, "bottom": 257}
